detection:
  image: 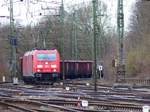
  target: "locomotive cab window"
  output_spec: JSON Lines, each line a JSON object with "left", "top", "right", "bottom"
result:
{"left": 37, "top": 54, "right": 56, "bottom": 61}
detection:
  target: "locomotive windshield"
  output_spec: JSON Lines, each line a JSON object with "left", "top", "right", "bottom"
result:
{"left": 37, "top": 54, "right": 56, "bottom": 61}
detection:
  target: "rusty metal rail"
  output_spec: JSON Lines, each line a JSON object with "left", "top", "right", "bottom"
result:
{"left": 0, "top": 99, "right": 82, "bottom": 112}
{"left": 42, "top": 99, "right": 142, "bottom": 112}
{"left": 65, "top": 78, "right": 150, "bottom": 87}
{"left": 125, "top": 78, "right": 150, "bottom": 86}
{"left": 0, "top": 100, "right": 37, "bottom": 112}
{"left": 29, "top": 97, "right": 142, "bottom": 112}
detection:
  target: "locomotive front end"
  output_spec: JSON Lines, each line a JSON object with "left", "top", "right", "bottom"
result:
{"left": 33, "top": 50, "right": 60, "bottom": 82}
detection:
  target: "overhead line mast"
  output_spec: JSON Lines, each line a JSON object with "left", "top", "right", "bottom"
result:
{"left": 92, "top": 0, "right": 98, "bottom": 92}
{"left": 71, "top": 9, "right": 78, "bottom": 60}
{"left": 117, "top": 0, "right": 125, "bottom": 83}
{"left": 9, "top": 0, "right": 17, "bottom": 81}
{"left": 60, "top": 0, "right": 65, "bottom": 80}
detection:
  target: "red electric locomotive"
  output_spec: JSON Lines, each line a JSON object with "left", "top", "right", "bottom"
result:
{"left": 21, "top": 49, "right": 60, "bottom": 83}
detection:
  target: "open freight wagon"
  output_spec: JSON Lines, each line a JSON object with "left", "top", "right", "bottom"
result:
{"left": 60, "top": 60, "right": 93, "bottom": 79}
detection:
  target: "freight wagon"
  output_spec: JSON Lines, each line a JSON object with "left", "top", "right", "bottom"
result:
{"left": 60, "top": 60, "right": 93, "bottom": 79}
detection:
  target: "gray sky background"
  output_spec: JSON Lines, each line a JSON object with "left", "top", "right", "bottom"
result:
{"left": 0, "top": 0, "right": 136, "bottom": 29}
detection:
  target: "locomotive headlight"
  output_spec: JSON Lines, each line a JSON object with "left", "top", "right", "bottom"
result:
{"left": 37, "top": 69, "right": 41, "bottom": 72}
{"left": 53, "top": 69, "right": 56, "bottom": 72}
{"left": 51, "top": 65, "right": 57, "bottom": 68}
{"left": 37, "top": 65, "right": 43, "bottom": 68}
{"left": 45, "top": 62, "right": 48, "bottom": 65}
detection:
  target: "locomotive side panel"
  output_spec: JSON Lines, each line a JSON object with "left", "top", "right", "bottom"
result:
{"left": 28, "top": 54, "right": 33, "bottom": 76}
{"left": 23, "top": 56, "right": 28, "bottom": 76}
{"left": 22, "top": 53, "right": 33, "bottom": 77}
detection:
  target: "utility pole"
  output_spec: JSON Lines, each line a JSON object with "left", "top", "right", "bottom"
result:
{"left": 96, "top": 1, "right": 103, "bottom": 63}
{"left": 92, "top": 0, "right": 98, "bottom": 92}
{"left": 43, "top": 31, "right": 46, "bottom": 49}
{"left": 117, "top": 0, "right": 125, "bottom": 83}
{"left": 9, "top": 0, "right": 17, "bottom": 82}
{"left": 40, "top": 28, "right": 46, "bottom": 49}
{"left": 71, "top": 10, "right": 78, "bottom": 60}
{"left": 97, "top": 1, "right": 100, "bottom": 61}
{"left": 60, "top": 0, "right": 65, "bottom": 80}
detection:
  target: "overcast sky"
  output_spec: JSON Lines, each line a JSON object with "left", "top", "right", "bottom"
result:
{"left": 0, "top": 0, "right": 136, "bottom": 28}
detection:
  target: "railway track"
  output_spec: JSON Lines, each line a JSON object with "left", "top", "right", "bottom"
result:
{"left": 0, "top": 98, "right": 82, "bottom": 112}
{"left": 64, "top": 78, "right": 150, "bottom": 88}
{"left": 34, "top": 98, "right": 142, "bottom": 111}
{"left": 0, "top": 97, "right": 143, "bottom": 112}
{"left": 0, "top": 79, "right": 149, "bottom": 112}
{"left": 0, "top": 98, "right": 140, "bottom": 112}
